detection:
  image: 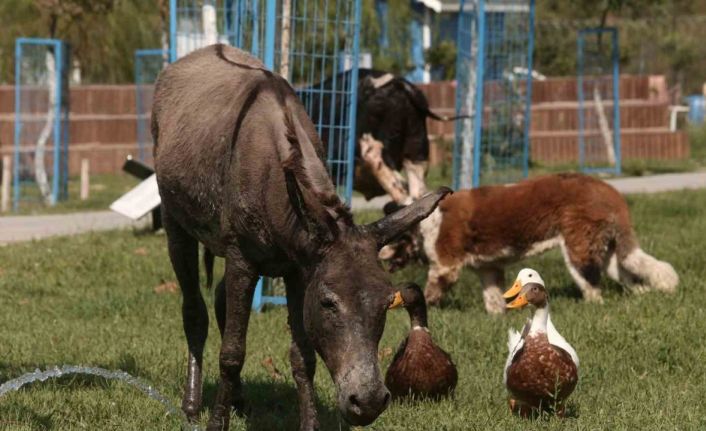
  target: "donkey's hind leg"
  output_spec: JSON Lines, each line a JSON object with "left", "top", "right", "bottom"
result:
{"left": 163, "top": 210, "right": 209, "bottom": 420}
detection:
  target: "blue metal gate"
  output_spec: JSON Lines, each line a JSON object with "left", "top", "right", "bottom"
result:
{"left": 453, "top": 0, "right": 535, "bottom": 189}
{"left": 577, "top": 27, "right": 621, "bottom": 175}
{"left": 169, "top": 0, "right": 361, "bottom": 311}
{"left": 13, "top": 38, "right": 70, "bottom": 210}
{"left": 135, "top": 49, "right": 167, "bottom": 165}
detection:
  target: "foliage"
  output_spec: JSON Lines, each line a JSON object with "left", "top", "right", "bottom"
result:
{"left": 361, "top": 0, "right": 413, "bottom": 75}
{"left": 535, "top": 0, "right": 706, "bottom": 94}
{"left": 0, "top": 0, "right": 161, "bottom": 84}
{"left": 1, "top": 0, "right": 704, "bottom": 90}
{"left": 426, "top": 40, "right": 456, "bottom": 80}
{"left": 1, "top": 189, "right": 706, "bottom": 429}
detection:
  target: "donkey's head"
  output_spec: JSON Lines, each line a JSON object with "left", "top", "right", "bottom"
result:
{"left": 285, "top": 169, "right": 450, "bottom": 425}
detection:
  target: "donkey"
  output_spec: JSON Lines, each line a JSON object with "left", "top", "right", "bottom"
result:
{"left": 152, "top": 44, "right": 450, "bottom": 430}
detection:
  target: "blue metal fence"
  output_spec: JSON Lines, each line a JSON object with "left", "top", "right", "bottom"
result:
{"left": 169, "top": 0, "right": 361, "bottom": 311}
{"left": 134, "top": 49, "right": 167, "bottom": 165}
{"left": 13, "top": 38, "right": 70, "bottom": 210}
{"left": 453, "top": 0, "right": 535, "bottom": 189}
{"left": 577, "top": 27, "right": 621, "bottom": 175}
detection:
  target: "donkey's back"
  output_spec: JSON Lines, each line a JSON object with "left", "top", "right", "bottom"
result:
{"left": 151, "top": 44, "right": 322, "bottom": 257}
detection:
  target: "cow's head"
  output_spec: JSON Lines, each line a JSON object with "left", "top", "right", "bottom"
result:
{"left": 285, "top": 170, "right": 450, "bottom": 425}
{"left": 377, "top": 201, "right": 428, "bottom": 271}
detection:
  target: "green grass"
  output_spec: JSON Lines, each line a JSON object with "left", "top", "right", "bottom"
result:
{"left": 8, "top": 174, "right": 139, "bottom": 216}
{"left": 2, "top": 190, "right": 706, "bottom": 429}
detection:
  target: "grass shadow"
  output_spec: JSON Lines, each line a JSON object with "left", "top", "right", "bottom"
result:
{"left": 0, "top": 405, "right": 54, "bottom": 430}
{"left": 202, "top": 378, "right": 350, "bottom": 431}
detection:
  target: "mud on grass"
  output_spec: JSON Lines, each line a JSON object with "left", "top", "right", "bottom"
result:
{"left": 1, "top": 190, "right": 706, "bottom": 429}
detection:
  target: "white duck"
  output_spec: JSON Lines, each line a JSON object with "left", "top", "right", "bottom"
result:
{"left": 502, "top": 268, "right": 579, "bottom": 417}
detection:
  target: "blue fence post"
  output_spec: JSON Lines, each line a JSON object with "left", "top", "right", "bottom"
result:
{"left": 13, "top": 38, "right": 69, "bottom": 210}
{"left": 251, "top": 278, "right": 264, "bottom": 312}
{"left": 454, "top": 0, "right": 534, "bottom": 189}
{"left": 134, "top": 51, "right": 143, "bottom": 161}
{"left": 135, "top": 49, "right": 166, "bottom": 163}
{"left": 471, "top": 0, "right": 486, "bottom": 188}
{"left": 50, "top": 40, "right": 63, "bottom": 205}
{"left": 61, "top": 44, "right": 70, "bottom": 201}
{"left": 577, "top": 27, "right": 620, "bottom": 174}
{"left": 577, "top": 31, "right": 585, "bottom": 170}
{"left": 452, "top": 0, "right": 468, "bottom": 190}
{"left": 344, "top": 0, "right": 362, "bottom": 205}
{"left": 169, "top": 0, "right": 177, "bottom": 63}
{"left": 521, "top": 0, "right": 536, "bottom": 179}
{"left": 611, "top": 28, "right": 621, "bottom": 175}
{"left": 13, "top": 40, "right": 22, "bottom": 211}
{"left": 264, "top": 0, "right": 276, "bottom": 70}
{"left": 375, "top": 0, "right": 389, "bottom": 50}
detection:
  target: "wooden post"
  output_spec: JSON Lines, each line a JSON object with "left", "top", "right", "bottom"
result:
{"left": 80, "top": 158, "right": 90, "bottom": 201}
{"left": 1, "top": 156, "right": 10, "bottom": 212}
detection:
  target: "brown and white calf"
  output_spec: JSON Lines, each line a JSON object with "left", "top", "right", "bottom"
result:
{"left": 417, "top": 173, "right": 678, "bottom": 314}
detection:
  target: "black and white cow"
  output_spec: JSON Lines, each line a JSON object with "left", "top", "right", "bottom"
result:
{"left": 308, "top": 69, "right": 465, "bottom": 204}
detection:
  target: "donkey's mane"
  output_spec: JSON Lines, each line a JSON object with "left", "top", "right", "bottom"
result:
{"left": 282, "top": 111, "right": 354, "bottom": 228}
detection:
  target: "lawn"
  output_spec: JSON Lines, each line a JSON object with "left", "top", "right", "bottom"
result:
{"left": 1, "top": 189, "right": 706, "bottom": 430}
{"left": 7, "top": 173, "right": 139, "bottom": 216}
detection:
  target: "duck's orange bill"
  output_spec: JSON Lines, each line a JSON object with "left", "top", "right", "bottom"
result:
{"left": 389, "top": 291, "right": 404, "bottom": 309}
{"left": 506, "top": 294, "right": 528, "bottom": 309}
{"left": 503, "top": 280, "right": 523, "bottom": 299}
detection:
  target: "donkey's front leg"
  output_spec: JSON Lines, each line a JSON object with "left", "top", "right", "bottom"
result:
{"left": 285, "top": 271, "right": 319, "bottom": 431}
{"left": 206, "top": 252, "right": 258, "bottom": 431}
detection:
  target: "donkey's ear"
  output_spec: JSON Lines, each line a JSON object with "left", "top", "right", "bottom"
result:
{"left": 284, "top": 166, "right": 338, "bottom": 244}
{"left": 364, "top": 187, "right": 451, "bottom": 249}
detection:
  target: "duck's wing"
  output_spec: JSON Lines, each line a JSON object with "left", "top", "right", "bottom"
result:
{"left": 503, "top": 323, "right": 527, "bottom": 385}
{"left": 547, "top": 315, "right": 579, "bottom": 368}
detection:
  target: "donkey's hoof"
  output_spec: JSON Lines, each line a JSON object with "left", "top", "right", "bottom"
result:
{"left": 182, "top": 400, "right": 201, "bottom": 422}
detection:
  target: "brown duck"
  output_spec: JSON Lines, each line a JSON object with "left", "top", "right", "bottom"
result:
{"left": 503, "top": 268, "right": 579, "bottom": 417}
{"left": 385, "top": 283, "right": 458, "bottom": 399}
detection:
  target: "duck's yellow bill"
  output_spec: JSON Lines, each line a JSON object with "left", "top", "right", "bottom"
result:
{"left": 506, "top": 294, "right": 528, "bottom": 309}
{"left": 389, "top": 291, "right": 404, "bottom": 309}
{"left": 503, "top": 280, "right": 523, "bottom": 299}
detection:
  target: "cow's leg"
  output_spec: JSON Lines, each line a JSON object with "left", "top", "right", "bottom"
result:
{"left": 359, "top": 133, "right": 410, "bottom": 204}
{"left": 207, "top": 253, "right": 258, "bottom": 431}
{"left": 559, "top": 241, "right": 604, "bottom": 303}
{"left": 424, "top": 260, "right": 461, "bottom": 306}
{"left": 403, "top": 159, "right": 428, "bottom": 200}
{"left": 284, "top": 270, "right": 319, "bottom": 431}
{"left": 163, "top": 211, "right": 208, "bottom": 420}
{"left": 479, "top": 267, "right": 506, "bottom": 315}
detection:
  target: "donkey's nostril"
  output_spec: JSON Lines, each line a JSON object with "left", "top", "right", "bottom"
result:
{"left": 349, "top": 394, "right": 360, "bottom": 407}
{"left": 382, "top": 391, "right": 391, "bottom": 407}
{"left": 348, "top": 394, "right": 362, "bottom": 416}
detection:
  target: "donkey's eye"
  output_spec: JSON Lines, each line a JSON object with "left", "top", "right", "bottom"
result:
{"left": 320, "top": 298, "right": 338, "bottom": 311}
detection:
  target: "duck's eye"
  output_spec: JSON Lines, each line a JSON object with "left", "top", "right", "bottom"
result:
{"left": 320, "top": 298, "right": 338, "bottom": 311}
